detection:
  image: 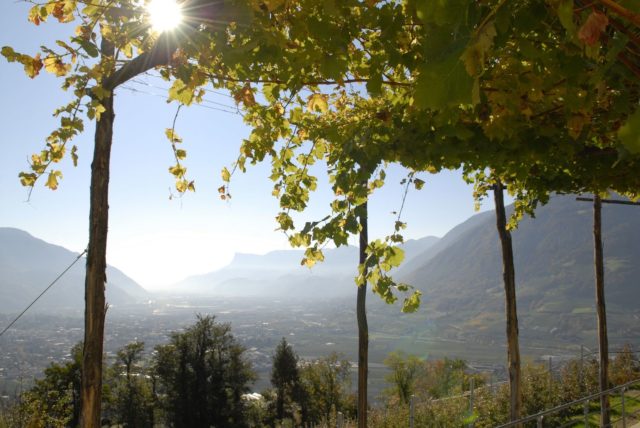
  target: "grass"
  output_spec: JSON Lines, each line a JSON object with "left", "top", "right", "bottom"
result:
{"left": 571, "top": 307, "right": 594, "bottom": 314}
{"left": 565, "top": 388, "right": 640, "bottom": 427}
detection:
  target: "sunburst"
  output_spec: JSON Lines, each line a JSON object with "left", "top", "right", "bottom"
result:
{"left": 147, "top": 0, "right": 183, "bottom": 33}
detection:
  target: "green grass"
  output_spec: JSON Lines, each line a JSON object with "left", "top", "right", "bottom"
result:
{"left": 565, "top": 389, "right": 640, "bottom": 427}
{"left": 571, "top": 307, "right": 594, "bottom": 314}
{"left": 605, "top": 257, "right": 629, "bottom": 273}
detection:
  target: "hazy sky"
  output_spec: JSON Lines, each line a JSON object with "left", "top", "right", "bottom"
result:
{"left": 0, "top": 1, "right": 502, "bottom": 289}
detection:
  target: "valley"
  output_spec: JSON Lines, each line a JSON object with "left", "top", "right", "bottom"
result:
{"left": 1, "top": 194, "right": 639, "bottom": 406}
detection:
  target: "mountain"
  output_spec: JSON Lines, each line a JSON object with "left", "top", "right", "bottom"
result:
{"left": 0, "top": 228, "right": 149, "bottom": 313}
{"left": 394, "top": 194, "right": 640, "bottom": 345}
{"left": 171, "top": 236, "right": 439, "bottom": 297}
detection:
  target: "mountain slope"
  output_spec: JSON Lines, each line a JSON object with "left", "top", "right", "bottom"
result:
{"left": 395, "top": 195, "right": 640, "bottom": 343}
{"left": 0, "top": 228, "right": 149, "bottom": 313}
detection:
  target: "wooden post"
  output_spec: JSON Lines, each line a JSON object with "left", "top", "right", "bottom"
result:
{"left": 409, "top": 395, "right": 414, "bottom": 428}
{"left": 593, "top": 195, "right": 610, "bottom": 427}
{"left": 548, "top": 357, "right": 552, "bottom": 394}
{"left": 357, "top": 201, "right": 369, "bottom": 428}
{"left": 584, "top": 400, "right": 589, "bottom": 427}
{"left": 493, "top": 180, "right": 522, "bottom": 424}
{"left": 79, "top": 35, "right": 114, "bottom": 428}
{"left": 576, "top": 195, "right": 640, "bottom": 427}
{"left": 468, "top": 377, "right": 475, "bottom": 428}
{"left": 75, "top": 30, "right": 187, "bottom": 428}
{"left": 621, "top": 387, "right": 627, "bottom": 428}
{"left": 580, "top": 345, "right": 584, "bottom": 393}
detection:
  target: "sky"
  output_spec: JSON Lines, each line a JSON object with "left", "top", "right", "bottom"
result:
{"left": 0, "top": 1, "right": 503, "bottom": 289}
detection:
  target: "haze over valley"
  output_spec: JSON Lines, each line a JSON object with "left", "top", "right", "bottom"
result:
{"left": 1, "top": 194, "right": 639, "bottom": 397}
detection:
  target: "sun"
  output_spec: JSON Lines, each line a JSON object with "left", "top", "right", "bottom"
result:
{"left": 147, "top": 0, "right": 183, "bottom": 33}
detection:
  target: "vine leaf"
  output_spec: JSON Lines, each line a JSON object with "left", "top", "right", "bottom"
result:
{"left": 307, "top": 93, "right": 329, "bottom": 113}
{"left": 45, "top": 170, "right": 62, "bottom": 190}
{"left": 168, "top": 79, "right": 194, "bottom": 105}
{"left": 578, "top": 11, "right": 609, "bottom": 46}
{"left": 414, "top": 49, "right": 475, "bottom": 109}
{"left": 619, "top": 109, "right": 640, "bottom": 154}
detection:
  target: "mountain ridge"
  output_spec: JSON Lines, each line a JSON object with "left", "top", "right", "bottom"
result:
{"left": 172, "top": 236, "right": 440, "bottom": 297}
{"left": 392, "top": 195, "right": 640, "bottom": 344}
{"left": 0, "top": 227, "right": 149, "bottom": 313}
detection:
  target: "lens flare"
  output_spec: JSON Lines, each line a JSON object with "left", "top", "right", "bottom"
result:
{"left": 147, "top": 0, "right": 183, "bottom": 33}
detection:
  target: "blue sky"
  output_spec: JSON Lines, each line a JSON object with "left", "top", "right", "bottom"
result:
{"left": 0, "top": 1, "right": 500, "bottom": 289}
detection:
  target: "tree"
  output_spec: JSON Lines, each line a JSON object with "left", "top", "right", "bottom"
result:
{"left": 383, "top": 351, "right": 422, "bottom": 406}
{"left": 270, "top": 337, "right": 302, "bottom": 422}
{"left": 109, "top": 341, "right": 154, "bottom": 427}
{"left": 492, "top": 179, "right": 522, "bottom": 421}
{"left": 13, "top": 343, "right": 83, "bottom": 427}
{"left": 417, "top": 358, "right": 481, "bottom": 400}
{"left": 153, "top": 315, "right": 256, "bottom": 428}
{"left": 300, "top": 352, "right": 353, "bottom": 425}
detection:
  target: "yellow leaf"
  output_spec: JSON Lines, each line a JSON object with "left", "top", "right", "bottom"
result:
{"left": 24, "top": 53, "right": 43, "bottom": 79}
{"left": 264, "top": 0, "right": 285, "bottom": 11}
{"left": 302, "top": 258, "right": 316, "bottom": 268}
{"left": 19, "top": 172, "right": 37, "bottom": 187}
{"left": 306, "top": 93, "right": 328, "bottom": 113}
{"left": 165, "top": 128, "right": 182, "bottom": 143}
{"left": 122, "top": 43, "right": 133, "bottom": 59}
{"left": 168, "top": 165, "right": 186, "bottom": 178}
{"left": 44, "top": 55, "right": 71, "bottom": 77}
{"left": 46, "top": 171, "right": 62, "bottom": 190}
{"left": 233, "top": 84, "right": 256, "bottom": 107}
{"left": 168, "top": 79, "right": 194, "bottom": 105}
{"left": 28, "top": 5, "right": 44, "bottom": 25}
{"left": 176, "top": 179, "right": 187, "bottom": 193}
{"left": 221, "top": 167, "right": 231, "bottom": 182}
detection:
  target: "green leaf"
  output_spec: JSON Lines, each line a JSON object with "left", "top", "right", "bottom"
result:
{"left": 460, "top": 21, "right": 496, "bottom": 77}
{"left": 414, "top": 49, "right": 475, "bottom": 109}
{"left": 70, "top": 145, "right": 78, "bottom": 166}
{"left": 618, "top": 109, "right": 640, "bottom": 154}
{"left": 556, "top": 0, "right": 577, "bottom": 37}
{"left": 414, "top": 0, "right": 467, "bottom": 27}
{"left": 366, "top": 73, "right": 383, "bottom": 97}
{"left": 72, "top": 37, "right": 99, "bottom": 58}
{"left": 462, "top": 410, "right": 479, "bottom": 425}
{"left": 91, "top": 86, "right": 110, "bottom": 100}
{"left": 401, "top": 290, "right": 421, "bottom": 313}
{"left": 1, "top": 46, "right": 16, "bottom": 61}
{"left": 384, "top": 246, "right": 405, "bottom": 269}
